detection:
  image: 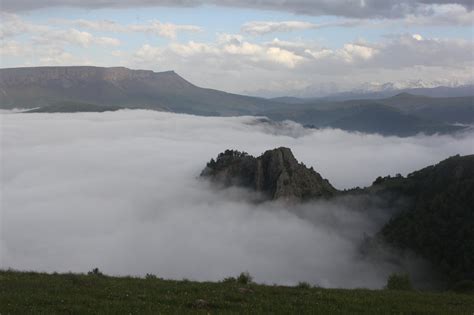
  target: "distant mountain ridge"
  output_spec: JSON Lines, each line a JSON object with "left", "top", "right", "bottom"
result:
{"left": 261, "top": 82, "right": 474, "bottom": 101}
{"left": 263, "top": 92, "right": 474, "bottom": 135}
{"left": 1, "top": 66, "right": 472, "bottom": 136}
{"left": 320, "top": 85, "right": 474, "bottom": 101}
{"left": 0, "top": 66, "right": 277, "bottom": 116}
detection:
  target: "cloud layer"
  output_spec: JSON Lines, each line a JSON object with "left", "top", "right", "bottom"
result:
{"left": 129, "top": 33, "right": 473, "bottom": 93}
{"left": 2, "top": 0, "right": 473, "bottom": 19}
{"left": 1, "top": 110, "right": 473, "bottom": 288}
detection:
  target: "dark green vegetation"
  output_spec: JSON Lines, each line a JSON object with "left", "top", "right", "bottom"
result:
{"left": 1, "top": 270, "right": 473, "bottom": 314}
{"left": 203, "top": 149, "right": 474, "bottom": 287}
{"left": 375, "top": 154, "right": 474, "bottom": 284}
{"left": 1, "top": 66, "right": 473, "bottom": 136}
{"left": 386, "top": 274, "right": 414, "bottom": 291}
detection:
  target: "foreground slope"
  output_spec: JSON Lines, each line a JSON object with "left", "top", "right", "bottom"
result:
{"left": 1, "top": 270, "right": 473, "bottom": 314}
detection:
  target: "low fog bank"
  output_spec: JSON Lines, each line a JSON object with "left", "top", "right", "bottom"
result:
{"left": 1, "top": 110, "right": 472, "bottom": 288}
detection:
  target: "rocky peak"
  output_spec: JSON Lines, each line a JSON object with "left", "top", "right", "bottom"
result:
{"left": 201, "top": 147, "right": 338, "bottom": 201}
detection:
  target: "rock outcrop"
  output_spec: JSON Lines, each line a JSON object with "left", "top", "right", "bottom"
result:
{"left": 201, "top": 147, "right": 338, "bottom": 201}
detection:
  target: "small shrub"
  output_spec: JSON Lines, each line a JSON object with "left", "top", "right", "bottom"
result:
{"left": 296, "top": 282, "right": 311, "bottom": 289}
{"left": 145, "top": 273, "right": 157, "bottom": 280}
{"left": 452, "top": 280, "right": 474, "bottom": 293}
{"left": 88, "top": 268, "right": 104, "bottom": 277}
{"left": 385, "top": 273, "right": 413, "bottom": 291}
{"left": 221, "top": 277, "right": 237, "bottom": 283}
{"left": 237, "top": 272, "right": 252, "bottom": 285}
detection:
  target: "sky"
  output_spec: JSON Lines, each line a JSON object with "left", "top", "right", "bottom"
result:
{"left": 2, "top": 109, "right": 473, "bottom": 288}
{"left": 1, "top": 0, "right": 473, "bottom": 96}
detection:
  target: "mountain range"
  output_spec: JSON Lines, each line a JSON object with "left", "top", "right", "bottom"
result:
{"left": 255, "top": 81, "right": 474, "bottom": 100}
{"left": 322, "top": 84, "right": 474, "bottom": 101}
{"left": 1, "top": 66, "right": 473, "bottom": 136}
{"left": 264, "top": 93, "right": 474, "bottom": 136}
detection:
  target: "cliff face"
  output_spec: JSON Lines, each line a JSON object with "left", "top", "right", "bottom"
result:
{"left": 0, "top": 66, "right": 177, "bottom": 86}
{"left": 201, "top": 147, "right": 338, "bottom": 201}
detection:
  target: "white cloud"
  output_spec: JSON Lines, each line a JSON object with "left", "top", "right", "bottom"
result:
{"left": 0, "top": 14, "right": 122, "bottom": 49}
{"left": 94, "top": 36, "right": 121, "bottom": 47}
{"left": 134, "top": 44, "right": 164, "bottom": 61}
{"left": 304, "top": 48, "right": 333, "bottom": 60}
{"left": 241, "top": 19, "right": 377, "bottom": 35}
{"left": 28, "top": 28, "right": 121, "bottom": 48}
{"left": 338, "top": 43, "right": 379, "bottom": 62}
{"left": 0, "top": 15, "right": 123, "bottom": 67}
{"left": 135, "top": 36, "right": 305, "bottom": 69}
{"left": 2, "top": 110, "right": 472, "bottom": 287}
{"left": 129, "top": 20, "right": 202, "bottom": 39}
{"left": 0, "top": 39, "right": 94, "bottom": 67}
{"left": 66, "top": 29, "right": 93, "bottom": 46}
{"left": 0, "top": 12, "right": 49, "bottom": 39}
{"left": 55, "top": 18, "right": 203, "bottom": 39}
{"left": 37, "top": 51, "right": 93, "bottom": 66}
{"left": 216, "top": 33, "right": 244, "bottom": 44}
{"left": 169, "top": 41, "right": 219, "bottom": 57}
{"left": 128, "top": 33, "right": 472, "bottom": 94}
{"left": 0, "top": 40, "right": 30, "bottom": 56}
{"left": 242, "top": 21, "right": 319, "bottom": 35}
{"left": 266, "top": 46, "right": 304, "bottom": 68}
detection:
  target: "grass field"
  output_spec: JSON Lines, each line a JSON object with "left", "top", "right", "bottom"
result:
{"left": 1, "top": 270, "right": 473, "bottom": 314}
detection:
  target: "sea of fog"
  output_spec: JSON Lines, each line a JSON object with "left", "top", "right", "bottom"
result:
{"left": 1, "top": 110, "right": 473, "bottom": 288}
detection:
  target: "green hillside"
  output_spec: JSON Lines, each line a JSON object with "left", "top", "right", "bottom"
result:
{"left": 375, "top": 154, "right": 474, "bottom": 282}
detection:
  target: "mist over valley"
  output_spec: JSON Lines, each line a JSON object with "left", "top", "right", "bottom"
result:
{"left": 2, "top": 109, "right": 472, "bottom": 289}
